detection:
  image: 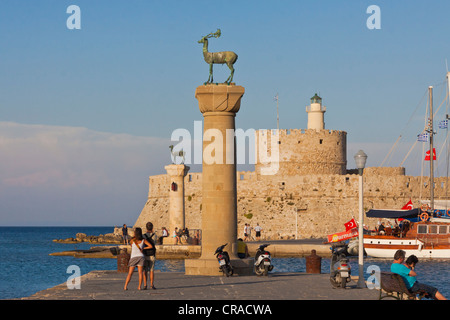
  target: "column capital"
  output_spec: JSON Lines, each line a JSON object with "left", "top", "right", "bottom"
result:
{"left": 195, "top": 83, "right": 245, "bottom": 114}
{"left": 164, "top": 164, "right": 190, "bottom": 177}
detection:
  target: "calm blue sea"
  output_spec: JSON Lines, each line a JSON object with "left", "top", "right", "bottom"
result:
{"left": 1, "top": 226, "right": 449, "bottom": 299}
{"left": 0, "top": 226, "right": 185, "bottom": 300}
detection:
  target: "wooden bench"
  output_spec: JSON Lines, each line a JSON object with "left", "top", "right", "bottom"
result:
{"left": 379, "top": 272, "right": 428, "bottom": 300}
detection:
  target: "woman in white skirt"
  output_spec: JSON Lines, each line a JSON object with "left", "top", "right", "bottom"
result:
{"left": 123, "top": 227, "right": 153, "bottom": 290}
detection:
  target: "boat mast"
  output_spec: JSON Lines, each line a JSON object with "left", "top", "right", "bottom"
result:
{"left": 447, "top": 72, "right": 450, "bottom": 209}
{"left": 429, "top": 86, "right": 434, "bottom": 211}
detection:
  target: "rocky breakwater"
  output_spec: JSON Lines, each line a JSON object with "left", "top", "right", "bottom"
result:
{"left": 53, "top": 232, "right": 123, "bottom": 244}
{"left": 51, "top": 232, "right": 123, "bottom": 258}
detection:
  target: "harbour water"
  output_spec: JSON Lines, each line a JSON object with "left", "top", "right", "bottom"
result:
{"left": 1, "top": 227, "right": 449, "bottom": 299}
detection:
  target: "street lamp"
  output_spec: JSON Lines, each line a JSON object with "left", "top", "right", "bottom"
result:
{"left": 293, "top": 207, "right": 298, "bottom": 240}
{"left": 354, "top": 150, "right": 367, "bottom": 288}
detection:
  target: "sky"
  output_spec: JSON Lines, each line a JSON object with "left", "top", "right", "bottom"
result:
{"left": 1, "top": 0, "right": 450, "bottom": 226}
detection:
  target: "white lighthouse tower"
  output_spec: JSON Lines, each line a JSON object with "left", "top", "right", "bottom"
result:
{"left": 306, "top": 93, "right": 326, "bottom": 130}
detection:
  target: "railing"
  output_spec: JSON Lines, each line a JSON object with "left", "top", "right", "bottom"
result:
{"left": 306, "top": 105, "right": 326, "bottom": 112}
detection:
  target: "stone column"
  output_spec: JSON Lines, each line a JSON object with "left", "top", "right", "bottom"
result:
{"left": 164, "top": 164, "right": 189, "bottom": 244}
{"left": 185, "top": 83, "right": 253, "bottom": 275}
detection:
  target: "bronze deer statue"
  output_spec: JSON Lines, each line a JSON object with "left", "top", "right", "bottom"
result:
{"left": 198, "top": 29, "right": 238, "bottom": 85}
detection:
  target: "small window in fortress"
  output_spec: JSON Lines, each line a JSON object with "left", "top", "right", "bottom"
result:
{"left": 298, "top": 141, "right": 301, "bottom": 144}
{"left": 189, "top": 174, "right": 192, "bottom": 182}
{"left": 337, "top": 141, "right": 340, "bottom": 145}
{"left": 345, "top": 177, "right": 350, "bottom": 183}
{"left": 278, "top": 140, "right": 281, "bottom": 144}
{"left": 319, "top": 139, "right": 323, "bottom": 144}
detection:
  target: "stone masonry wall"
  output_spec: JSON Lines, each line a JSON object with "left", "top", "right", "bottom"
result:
{"left": 255, "top": 129, "right": 347, "bottom": 176}
{"left": 134, "top": 166, "right": 450, "bottom": 240}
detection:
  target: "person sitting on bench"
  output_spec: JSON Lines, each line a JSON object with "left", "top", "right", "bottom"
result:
{"left": 391, "top": 250, "right": 447, "bottom": 300}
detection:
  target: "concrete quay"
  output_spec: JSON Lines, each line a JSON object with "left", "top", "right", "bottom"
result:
{"left": 22, "top": 270, "right": 378, "bottom": 301}
{"left": 50, "top": 239, "right": 332, "bottom": 259}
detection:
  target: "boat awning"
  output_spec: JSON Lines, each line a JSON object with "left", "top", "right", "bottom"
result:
{"left": 365, "top": 208, "right": 420, "bottom": 219}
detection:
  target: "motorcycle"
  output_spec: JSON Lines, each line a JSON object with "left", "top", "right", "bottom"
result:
{"left": 329, "top": 242, "right": 351, "bottom": 288}
{"left": 254, "top": 244, "right": 274, "bottom": 276}
{"left": 214, "top": 243, "right": 233, "bottom": 277}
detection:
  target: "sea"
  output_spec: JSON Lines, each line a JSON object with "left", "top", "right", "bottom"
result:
{"left": 1, "top": 226, "right": 449, "bottom": 300}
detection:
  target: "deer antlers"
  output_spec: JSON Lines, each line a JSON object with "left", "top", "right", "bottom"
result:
{"left": 203, "top": 29, "right": 221, "bottom": 40}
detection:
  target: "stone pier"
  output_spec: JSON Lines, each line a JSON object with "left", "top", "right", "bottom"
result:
{"left": 185, "top": 83, "right": 253, "bottom": 275}
{"left": 164, "top": 164, "right": 189, "bottom": 244}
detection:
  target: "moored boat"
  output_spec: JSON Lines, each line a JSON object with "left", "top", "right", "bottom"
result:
{"left": 364, "top": 208, "right": 450, "bottom": 258}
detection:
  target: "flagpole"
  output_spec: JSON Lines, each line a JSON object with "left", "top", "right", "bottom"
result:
{"left": 429, "top": 86, "right": 434, "bottom": 211}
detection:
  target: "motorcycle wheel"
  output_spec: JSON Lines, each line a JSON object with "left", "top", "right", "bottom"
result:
{"left": 263, "top": 265, "right": 269, "bottom": 276}
{"left": 330, "top": 272, "right": 340, "bottom": 288}
{"left": 340, "top": 277, "right": 347, "bottom": 289}
{"left": 221, "top": 265, "right": 229, "bottom": 277}
{"left": 255, "top": 264, "right": 264, "bottom": 276}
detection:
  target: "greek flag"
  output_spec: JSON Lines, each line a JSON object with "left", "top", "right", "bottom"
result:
{"left": 417, "top": 132, "right": 429, "bottom": 142}
{"left": 439, "top": 120, "right": 448, "bottom": 129}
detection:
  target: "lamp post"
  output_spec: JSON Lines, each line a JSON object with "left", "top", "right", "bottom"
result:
{"left": 294, "top": 207, "right": 298, "bottom": 240}
{"left": 354, "top": 150, "right": 367, "bottom": 288}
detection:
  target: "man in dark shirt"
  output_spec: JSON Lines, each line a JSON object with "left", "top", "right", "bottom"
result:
{"left": 122, "top": 224, "right": 129, "bottom": 245}
{"left": 143, "top": 222, "right": 157, "bottom": 290}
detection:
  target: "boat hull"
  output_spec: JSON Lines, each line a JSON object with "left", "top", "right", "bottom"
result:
{"left": 364, "top": 237, "right": 450, "bottom": 259}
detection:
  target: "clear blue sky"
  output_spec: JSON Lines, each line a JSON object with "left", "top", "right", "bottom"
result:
{"left": 1, "top": 0, "right": 449, "bottom": 226}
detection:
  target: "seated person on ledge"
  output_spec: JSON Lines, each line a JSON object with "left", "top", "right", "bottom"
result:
{"left": 237, "top": 238, "right": 249, "bottom": 259}
{"left": 391, "top": 250, "right": 447, "bottom": 300}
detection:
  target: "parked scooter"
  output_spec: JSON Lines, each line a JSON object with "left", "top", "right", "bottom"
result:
{"left": 214, "top": 243, "right": 233, "bottom": 277}
{"left": 254, "top": 244, "right": 274, "bottom": 276}
{"left": 329, "top": 242, "right": 351, "bottom": 288}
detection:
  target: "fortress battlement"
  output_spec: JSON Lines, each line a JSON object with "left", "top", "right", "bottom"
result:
{"left": 256, "top": 128, "right": 346, "bottom": 137}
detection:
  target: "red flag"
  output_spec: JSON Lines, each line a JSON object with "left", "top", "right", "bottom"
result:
{"left": 425, "top": 148, "right": 436, "bottom": 161}
{"left": 401, "top": 199, "right": 413, "bottom": 210}
{"left": 344, "top": 218, "right": 357, "bottom": 231}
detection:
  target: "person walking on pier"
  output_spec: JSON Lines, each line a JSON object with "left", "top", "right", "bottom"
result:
{"left": 143, "top": 222, "right": 157, "bottom": 290}
{"left": 243, "top": 224, "right": 249, "bottom": 241}
{"left": 123, "top": 227, "right": 153, "bottom": 291}
{"left": 254, "top": 223, "right": 262, "bottom": 241}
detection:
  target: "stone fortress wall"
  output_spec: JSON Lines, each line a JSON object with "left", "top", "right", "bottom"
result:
{"left": 134, "top": 93, "right": 448, "bottom": 240}
{"left": 134, "top": 156, "right": 449, "bottom": 240}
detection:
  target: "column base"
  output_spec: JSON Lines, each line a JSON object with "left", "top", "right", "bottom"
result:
{"left": 185, "top": 257, "right": 254, "bottom": 276}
